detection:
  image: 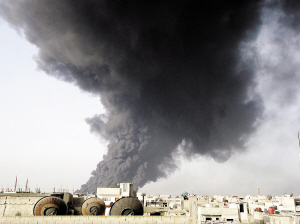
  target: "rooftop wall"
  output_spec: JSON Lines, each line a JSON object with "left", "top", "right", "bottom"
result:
{"left": 97, "top": 188, "right": 121, "bottom": 196}
{"left": 199, "top": 207, "right": 238, "bottom": 216}
{"left": 0, "top": 195, "right": 45, "bottom": 217}
{"left": 266, "top": 214, "right": 294, "bottom": 224}
{"left": 0, "top": 216, "right": 192, "bottom": 224}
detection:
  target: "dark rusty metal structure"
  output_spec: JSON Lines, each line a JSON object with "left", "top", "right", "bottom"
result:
{"left": 31, "top": 193, "right": 144, "bottom": 216}
{"left": 110, "top": 197, "right": 143, "bottom": 216}
{"left": 32, "top": 193, "right": 105, "bottom": 216}
{"left": 33, "top": 196, "right": 68, "bottom": 216}
{"left": 81, "top": 198, "right": 105, "bottom": 216}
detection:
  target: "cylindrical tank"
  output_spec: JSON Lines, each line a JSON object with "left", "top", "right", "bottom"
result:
{"left": 268, "top": 208, "right": 274, "bottom": 214}
{"left": 110, "top": 197, "right": 143, "bottom": 216}
{"left": 81, "top": 198, "right": 105, "bottom": 216}
{"left": 33, "top": 196, "right": 68, "bottom": 216}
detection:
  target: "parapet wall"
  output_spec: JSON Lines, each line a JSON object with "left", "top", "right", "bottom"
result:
{"left": 0, "top": 216, "right": 192, "bottom": 224}
{"left": 0, "top": 194, "right": 47, "bottom": 217}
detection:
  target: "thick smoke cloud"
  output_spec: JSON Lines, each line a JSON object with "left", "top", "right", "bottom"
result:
{"left": 256, "top": 2, "right": 300, "bottom": 109}
{"left": 1, "top": 0, "right": 298, "bottom": 193}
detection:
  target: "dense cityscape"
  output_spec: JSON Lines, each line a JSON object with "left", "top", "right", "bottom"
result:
{"left": 1, "top": 182, "right": 300, "bottom": 223}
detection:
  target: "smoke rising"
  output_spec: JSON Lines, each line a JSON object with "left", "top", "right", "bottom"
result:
{"left": 1, "top": 0, "right": 298, "bottom": 193}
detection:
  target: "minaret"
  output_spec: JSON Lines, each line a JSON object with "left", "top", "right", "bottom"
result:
{"left": 13, "top": 176, "right": 17, "bottom": 192}
{"left": 25, "top": 178, "right": 28, "bottom": 192}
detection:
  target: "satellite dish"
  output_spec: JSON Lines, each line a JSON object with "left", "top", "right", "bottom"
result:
{"left": 110, "top": 197, "right": 143, "bottom": 216}
{"left": 33, "top": 196, "right": 68, "bottom": 216}
{"left": 81, "top": 198, "right": 105, "bottom": 216}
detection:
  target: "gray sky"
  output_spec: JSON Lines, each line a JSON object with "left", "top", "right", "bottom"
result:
{"left": 0, "top": 20, "right": 107, "bottom": 192}
{"left": 1, "top": 4, "right": 300, "bottom": 197}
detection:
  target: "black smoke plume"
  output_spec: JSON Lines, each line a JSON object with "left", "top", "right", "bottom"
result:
{"left": 1, "top": 0, "right": 298, "bottom": 193}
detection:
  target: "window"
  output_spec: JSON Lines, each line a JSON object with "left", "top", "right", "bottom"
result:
{"left": 240, "top": 203, "right": 244, "bottom": 212}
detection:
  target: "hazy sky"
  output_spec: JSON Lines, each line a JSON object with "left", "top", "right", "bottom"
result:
{"left": 0, "top": 20, "right": 107, "bottom": 193}
{"left": 1, "top": 3, "right": 300, "bottom": 197}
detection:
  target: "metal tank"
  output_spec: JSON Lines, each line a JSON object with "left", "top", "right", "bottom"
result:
{"left": 109, "top": 197, "right": 143, "bottom": 216}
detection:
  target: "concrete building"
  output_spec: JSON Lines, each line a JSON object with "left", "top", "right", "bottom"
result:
{"left": 198, "top": 204, "right": 241, "bottom": 223}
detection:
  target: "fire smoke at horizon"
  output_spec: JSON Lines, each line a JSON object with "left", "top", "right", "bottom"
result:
{"left": 1, "top": 0, "right": 300, "bottom": 193}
